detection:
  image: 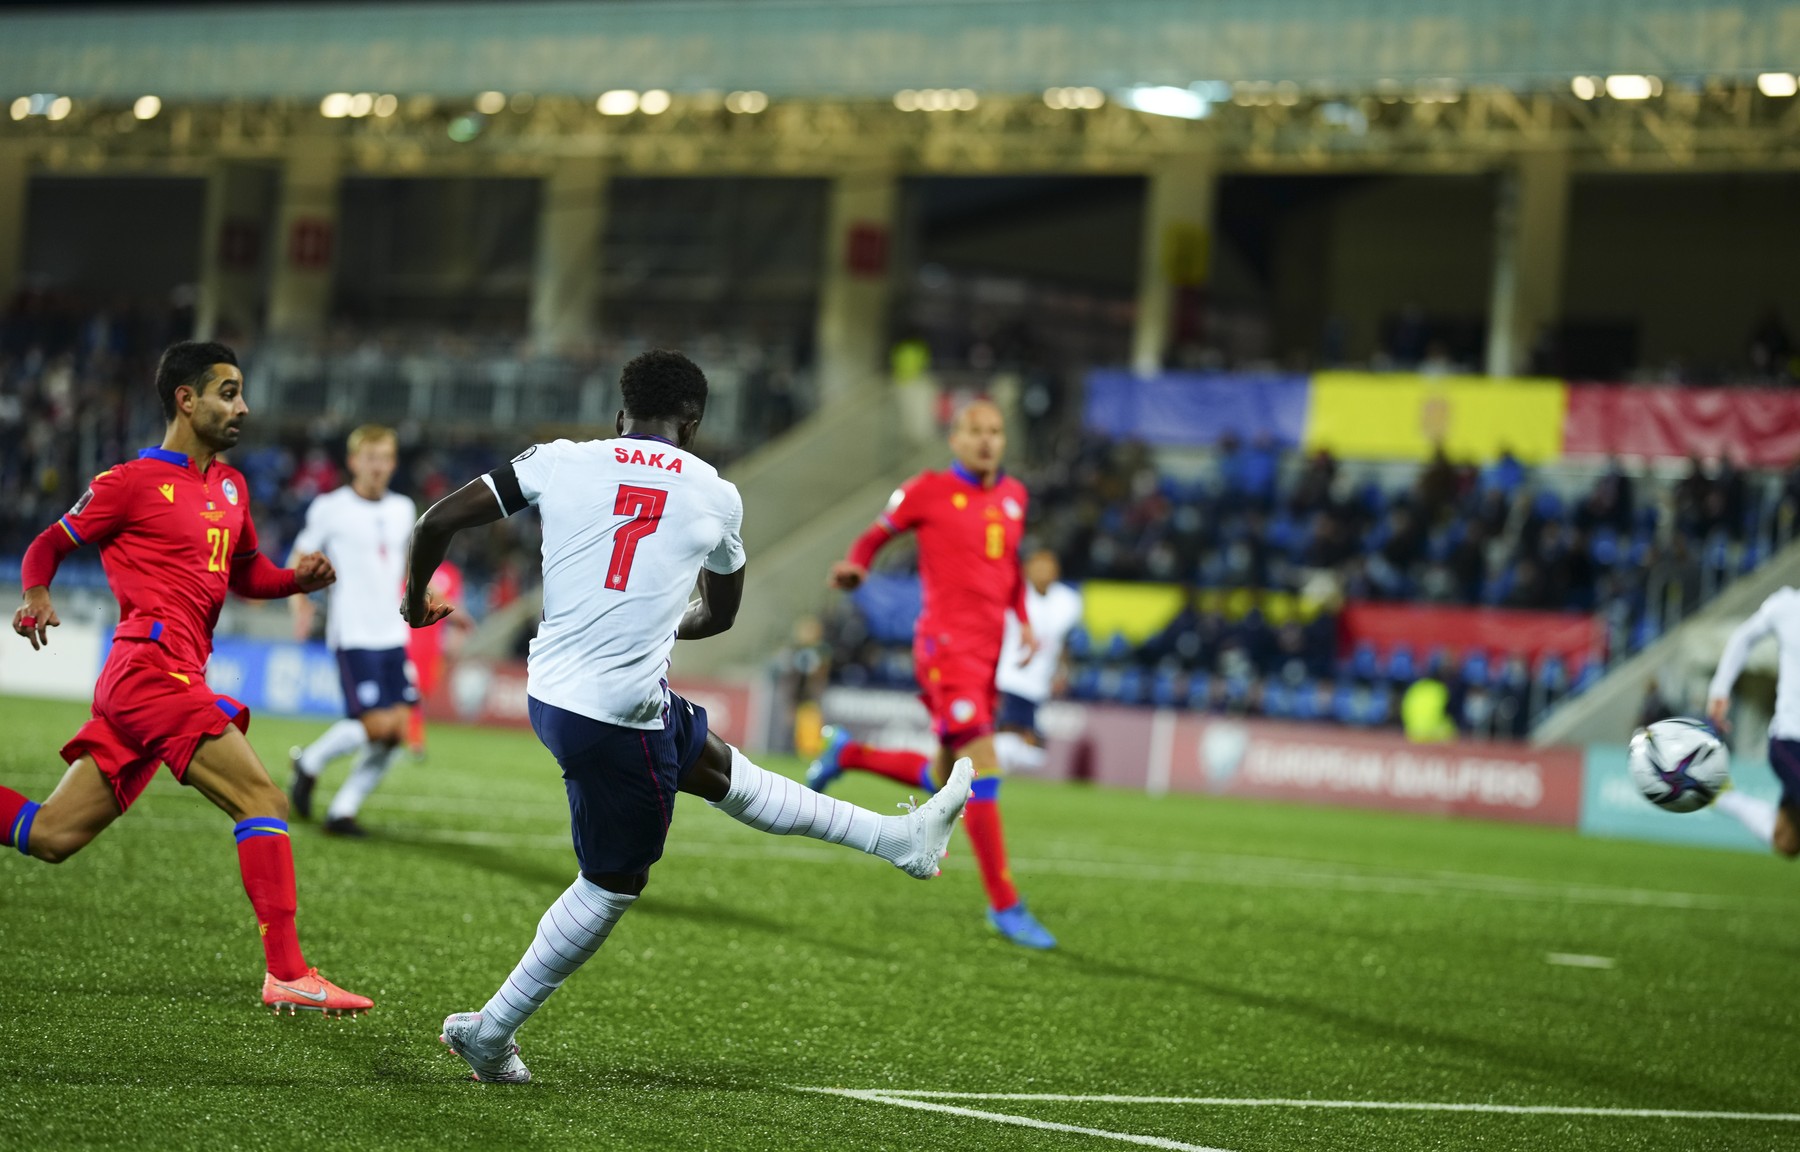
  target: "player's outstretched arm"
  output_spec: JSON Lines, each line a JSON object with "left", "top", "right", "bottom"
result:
{"left": 12, "top": 519, "right": 79, "bottom": 649}
{"left": 678, "top": 566, "right": 746, "bottom": 640}
{"left": 1706, "top": 594, "right": 1781, "bottom": 734}
{"left": 405, "top": 478, "right": 504, "bottom": 627}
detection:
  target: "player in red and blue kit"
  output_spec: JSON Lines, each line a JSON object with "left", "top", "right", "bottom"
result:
{"left": 814, "top": 399, "right": 1056, "bottom": 949}
{"left": 3, "top": 342, "right": 373, "bottom": 1016}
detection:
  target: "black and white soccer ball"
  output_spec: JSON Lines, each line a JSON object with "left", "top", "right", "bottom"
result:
{"left": 1627, "top": 718, "right": 1731, "bottom": 813}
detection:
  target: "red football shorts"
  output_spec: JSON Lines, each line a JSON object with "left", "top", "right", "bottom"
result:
{"left": 914, "top": 629, "right": 999, "bottom": 748}
{"left": 62, "top": 640, "right": 252, "bottom": 812}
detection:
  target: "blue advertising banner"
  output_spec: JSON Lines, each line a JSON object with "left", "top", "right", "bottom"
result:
{"left": 101, "top": 630, "right": 346, "bottom": 718}
{"left": 1084, "top": 370, "right": 1312, "bottom": 447}
{"left": 1580, "top": 745, "right": 1783, "bottom": 853}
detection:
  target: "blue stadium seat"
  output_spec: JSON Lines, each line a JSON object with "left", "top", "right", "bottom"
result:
{"left": 1291, "top": 680, "right": 1323, "bottom": 721}
{"left": 1070, "top": 664, "right": 1103, "bottom": 701}
{"left": 1535, "top": 654, "right": 1568, "bottom": 695}
{"left": 1105, "top": 633, "right": 1133, "bottom": 661}
{"left": 1151, "top": 668, "right": 1183, "bottom": 707}
{"left": 1742, "top": 543, "right": 1767, "bottom": 573}
{"left": 1262, "top": 682, "right": 1293, "bottom": 718}
{"left": 1067, "top": 625, "right": 1092, "bottom": 660}
{"left": 1368, "top": 685, "right": 1395, "bottom": 726}
{"left": 1590, "top": 528, "right": 1619, "bottom": 567}
{"left": 1330, "top": 682, "right": 1359, "bottom": 725}
{"left": 1185, "top": 673, "right": 1213, "bottom": 710}
{"left": 1573, "top": 659, "right": 1604, "bottom": 694}
{"left": 1116, "top": 667, "right": 1147, "bottom": 703}
{"left": 1349, "top": 641, "right": 1380, "bottom": 681}
{"left": 1384, "top": 645, "right": 1416, "bottom": 683}
{"left": 1461, "top": 650, "right": 1489, "bottom": 685}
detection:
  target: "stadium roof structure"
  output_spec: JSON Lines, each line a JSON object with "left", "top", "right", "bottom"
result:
{"left": 4, "top": 0, "right": 1799, "bottom": 99}
{"left": 4, "top": 0, "right": 1800, "bottom": 174}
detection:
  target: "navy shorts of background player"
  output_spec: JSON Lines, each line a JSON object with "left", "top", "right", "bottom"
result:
{"left": 1767, "top": 738, "right": 1800, "bottom": 808}
{"left": 997, "top": 691, "right": 1039, "bottom": 734}
{"left": 528, "top": 691, "right": 710, "bottom": 877}
{"left": 336, "top": 647, "right": 420, "bottom": 718}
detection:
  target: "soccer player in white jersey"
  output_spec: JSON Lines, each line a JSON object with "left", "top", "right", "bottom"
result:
{"left": 1707, "top": 586, "right": 1800, "bottom": 857}
{"left": 285, "top": 425, "right": 420, "bottom": 836}
{"left": 402, "top": 350, "right": 974, "bottom": 1084}
{"left": 992, "top": 548, "right": 1083, "bottom": 774}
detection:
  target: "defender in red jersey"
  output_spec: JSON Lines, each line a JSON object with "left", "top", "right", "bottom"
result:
{"left": 3, "top": 342, "right": 372, "bottom": 1016}
{"left": 816, "top": 399, "right": 1058, "bottom": 949}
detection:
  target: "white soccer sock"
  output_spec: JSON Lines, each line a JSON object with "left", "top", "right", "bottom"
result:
{"left": 479, "top": 875, "right": 635, "bottom": 1043}
{"left": 1715, "top": 790, "right": 1777, "bottom": 846}
{"left": 299, "top": 719, "right": 368, "bottom": 777}
{"left": 994, "top": 731, "right": 1047, "bottom": 775}
{"left": 325, "top": 742, "right": 398, "bottom": 821}
{"left": 711, "top": 746, "right": 914, "bottom": 862}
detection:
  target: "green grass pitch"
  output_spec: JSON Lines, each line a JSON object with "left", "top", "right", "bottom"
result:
{"left": 2, "top": 693, "right": 1796, "bottom": 1151}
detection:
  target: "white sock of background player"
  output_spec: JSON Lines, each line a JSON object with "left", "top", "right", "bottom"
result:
{"left": 1714, "top": 790, "right": 1777, "bottom": 846}
{"left": 993, "top": 731, "right": 1047, "bottom": 774}
{"left": 326, "top": 742, "right": 399, "bottom": 821}
{"left": 297, "top": 718, "right": 368, "bottom": 778}
{"left": 711, "top": 746, "right": 919, "bottom": 863}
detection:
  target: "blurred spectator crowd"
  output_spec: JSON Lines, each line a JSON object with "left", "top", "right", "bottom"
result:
{"left": 830, "top": 430, "right": 1800, "bottom": 738}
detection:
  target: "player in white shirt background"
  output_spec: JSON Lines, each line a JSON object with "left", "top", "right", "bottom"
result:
{"left": 993, "top": 548, "right": 1084, "bottom": 775}
{"left": 401, "top": 350, "right": 974, "bottom": 1084}
{"left": 1707, "top": 585, "right": 1800, "bottom": 857}
{"left": 286, "top": 424, "right": 420, "bottom": 836}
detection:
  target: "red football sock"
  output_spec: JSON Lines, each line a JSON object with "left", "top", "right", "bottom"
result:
{"left": 963, "top": 785, "right": 1020, "bottom": 912}
{"left": 840, "top": 742, "right": 933, "bottom": 789}
{"left": 234, "top": 821, "right": 309, "bottom": 981}
{"left": 0, "top": 785, "right": 35, "bottom": 850}
{"left": 407, "top": 706, "right": 426, "bottom": 751}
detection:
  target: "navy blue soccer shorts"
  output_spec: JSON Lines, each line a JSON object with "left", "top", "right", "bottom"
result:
{"left": 997, "top": 691, "right": 1041, "bottom": 733}
{"left": 528, "top": 692, "right": 710, "bottom": 877}
{"left": 1767, "top": 737, "right": 1800, "bottom": 809}
{"left": 336, "top": 647, "right": 420, "bottom": 718}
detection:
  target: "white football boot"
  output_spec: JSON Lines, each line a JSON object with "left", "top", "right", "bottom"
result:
{"left": 439, "top": 1012, "right": 532, "bottom": 1083}
{"left": 890, "top": 756, "right": 975, "bottom": 879}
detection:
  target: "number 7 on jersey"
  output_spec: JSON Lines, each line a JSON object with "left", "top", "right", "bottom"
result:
{"left": 607, "top": 484, "right": 667, "bottom": 590}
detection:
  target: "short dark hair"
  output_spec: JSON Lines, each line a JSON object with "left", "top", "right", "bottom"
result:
{"left": 620, "top": 349, "right": 707, "bottom": 425}
{"left": 155, "top": 341, "right": 239, "bottom": 420}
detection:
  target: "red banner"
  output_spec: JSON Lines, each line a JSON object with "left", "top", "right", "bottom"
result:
{"left": 1168, "top": 716, "right": 1584, "bottom": 825}
{"left": 1340, "top": 602, "right": 1602, "bottom": 664}
{"left": 425, "top": 659, "right": 764, "bottom": 750}
{"left": 1563, "top": 384, "right": 1800, "bottom": 467}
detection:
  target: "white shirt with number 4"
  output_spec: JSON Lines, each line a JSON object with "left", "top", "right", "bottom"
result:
{"left": 487, "top": 437, "right": 746, "bottom": 729}
{"left": 291, "top": 487, "right": 417, "bottom": 652}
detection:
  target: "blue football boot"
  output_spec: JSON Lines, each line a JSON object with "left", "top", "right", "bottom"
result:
{"left": 806, "top": 725, "right": 852, "bottom": 793}
{"left": 988, "top": 902, "right": 1057, "bottom": 950}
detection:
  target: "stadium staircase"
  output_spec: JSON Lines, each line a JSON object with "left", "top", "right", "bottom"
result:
{"left": 464, "top": 391, "right": 947, "bottom": 673}
{"left": 1531, "top": 535, "right": 1800, "bottom": 747}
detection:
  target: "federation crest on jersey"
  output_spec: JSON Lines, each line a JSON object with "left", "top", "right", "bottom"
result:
{"left": 1002, "top": 496, "right": 1023, "bottom": 520}
{"left": 952, "top": 492, "right": 969, "bottom": 510}
{"left": 221, "top": 478, "right": 240, "bottom": 506}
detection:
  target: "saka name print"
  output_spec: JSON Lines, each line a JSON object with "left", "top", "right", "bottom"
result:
{"left": 614, "top": 446, "right": 683, "bottom": 473}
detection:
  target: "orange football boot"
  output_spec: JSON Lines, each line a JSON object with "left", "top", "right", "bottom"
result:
{"left": 262, "top": 969, "right": 374, "bottom": 1017}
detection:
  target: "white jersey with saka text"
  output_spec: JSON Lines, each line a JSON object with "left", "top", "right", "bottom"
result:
{"left": 292, "top": 487, "right": 416, "bottom": 652}
{"left": 487, "top": 436, "right": 746, "bottom": 729}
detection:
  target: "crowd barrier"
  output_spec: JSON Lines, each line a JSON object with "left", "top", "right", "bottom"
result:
{"left": 821, "top": 686, "right": 1780, "bottom": 853}
{"left": 1088, "top": 370, "right": 1800, "bottom": 465}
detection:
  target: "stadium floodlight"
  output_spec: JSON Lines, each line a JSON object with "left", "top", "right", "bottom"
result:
{"left": 320, "top": 92, "right": 352, "bottom": 118}
{"left": 347, "top": 93, "right": 375, "bottom": 118}
{"left": 725, "top": 90, "right": 767, "bottom": 113}
{"left": 373, "top": 94, "right": 399, "bottom": 118}
{"left": 476, "top": 90, "right": 507, "bottom": 115}
{"left": 8, "top": 97, "right": 27, "bottom": 121}
{"left": 132, "top": 95, "right": 161, "bottom": 120}
{"left": 1116, "top": 85, "right": 1210, "bottom": 120}
{"left": 1571, "top": 76, "right": 1598, "bottom": 100}
{"left": 598, "top": 89, "right": 640, "bottom": 115}
{"left": 1758, "top": 72, "right": 1799, "bottom": 97}
{"left": 1604, "top": 74, "right": 1658, "bottom": 100}
{"left": 894, "top": 89, "right": 919, "bottom": 111}
{"left": 1044, "top": 86, "right": 1105, "bottom": 109}
{"left": 639, "top": 89, "right": 672, "bottom": 115}
{"left": 46, "top": 97, "right": 71, "bottom": 121}
{"left": 447, "top": 114, "right": 482, "bottom": 142}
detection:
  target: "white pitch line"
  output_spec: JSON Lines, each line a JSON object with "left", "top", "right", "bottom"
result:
{"left": 798, "top": 1088, "right": 1235, "bottom": 1152}
{"left": 1545, "top": 952, "right": 1617, "bottom": 969}
{"left": 852, "top": 1091, "right": 1800, "bottom": 1123}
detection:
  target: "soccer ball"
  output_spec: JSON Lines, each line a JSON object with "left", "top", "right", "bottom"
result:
{"left": 1628, "top": 718, "right": 1731, "bottom": 813}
